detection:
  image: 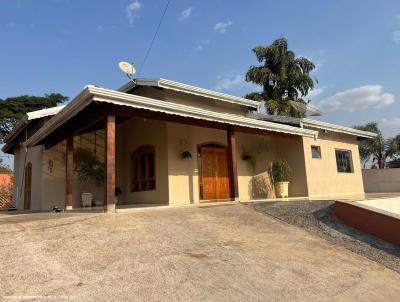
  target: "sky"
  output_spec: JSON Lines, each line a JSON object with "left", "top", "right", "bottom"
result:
{"left": 1, "top": 0, "right": 400, "bottom": 166}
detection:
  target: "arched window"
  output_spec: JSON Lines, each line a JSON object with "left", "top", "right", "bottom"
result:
{"left": 131, "top": 145, "right": 156, "bottom": 192}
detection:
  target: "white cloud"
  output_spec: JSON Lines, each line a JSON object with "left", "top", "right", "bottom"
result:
{"left": 194, "top": 45, "right": 204, "bottom": 52}
{"left": 97, "top": 24, "right": 117, "bottom": 32}
{"left": 214, "top": 21, "right": 233, "bottom": 33}
{"left": 392, "top": 30, "right": 400, "bottom": 44}
{"left": 215, "top": 74, "right": 246, "bottom": 91}
{"left": 126, "top": 0, "right": 142, "bottom": 25}
{"left": 194, "top": 40, "right": 210, "bottom": 52}
{"left": 5, "top": 22, "right": 16, "bottom": 28}
{"left": 180, "top": 7, "right": 193, "bottom": 20}
{"left": 319, "top": 85, "right": 395, "bottom": 112}
{"left": 379, "top": 117, "right": 400, "bottom": 137}
{"left": 305, "top": 86, "right": 326, "bottom": 99}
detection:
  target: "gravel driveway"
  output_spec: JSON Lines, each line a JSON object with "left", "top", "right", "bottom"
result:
{"left": 1, "top": 204, "right": 400, "bottom": 301}
{"left": 252, "top": 200, "right": 400, "bottom": 273}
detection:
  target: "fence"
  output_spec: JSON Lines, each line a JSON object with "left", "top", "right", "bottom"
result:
{"left": 362, "top": 168, "right": 400, "bottom": 193}
{"left": 0, "top": 173, "right": 13, "bottom": 209}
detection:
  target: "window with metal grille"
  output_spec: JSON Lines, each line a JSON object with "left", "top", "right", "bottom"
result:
{"left": 131, "top": 145, "right": 156, "bottom": 192}
{"left": 335, "top": 149, "right": 353, "bottom": 173}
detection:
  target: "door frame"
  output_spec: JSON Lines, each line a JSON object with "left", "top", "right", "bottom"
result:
{"left": 197, "top": 142, "right": 231, "bottom": 202}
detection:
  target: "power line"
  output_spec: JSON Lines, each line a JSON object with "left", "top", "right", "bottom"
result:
{"left": 137, "top": 0, "right": 172, "bottom": 77}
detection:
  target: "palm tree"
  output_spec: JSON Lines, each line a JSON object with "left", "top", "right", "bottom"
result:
{"left": 354, "top": 123, "right": 400, "bottom": 169}
{"left": 245, "top": 37, "right": 316, "bottom": 116}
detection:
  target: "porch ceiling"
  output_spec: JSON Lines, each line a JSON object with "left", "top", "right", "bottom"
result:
{"left": 26, "top": 85, "right": 318, "bottom": 148}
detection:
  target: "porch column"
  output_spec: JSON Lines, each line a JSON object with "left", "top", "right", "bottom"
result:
{"left": 104, "top": 113, "right": 116, "bottom": 212}
{"left": 65, "top": 135, "right": 74, "bottom": 210}
{"left": 227, "top": 126, "right": 239, "bottom": 201}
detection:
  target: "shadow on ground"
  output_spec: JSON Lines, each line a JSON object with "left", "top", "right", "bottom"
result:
{"left": 251, "top": 200, "right": 400, "bottom": 273}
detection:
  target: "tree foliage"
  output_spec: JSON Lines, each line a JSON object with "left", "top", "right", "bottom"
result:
{"left": 0, "top": 93, "right": 68, "bottom": 143}
{"left": 0, "top": 158, "right": 12, "bottom": 173}
{"left": 245, "top": 37, "right": 316, "bottom": 116}
{"left": 354, "top": 123, "right": 400, "bottom": 169}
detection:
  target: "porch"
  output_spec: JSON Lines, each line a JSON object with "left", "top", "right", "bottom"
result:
{"left": 38, "top": 107, "right": 309, "bottom": 212}
{"left": 28, "top": 86, "right": 314, "bottom": 212}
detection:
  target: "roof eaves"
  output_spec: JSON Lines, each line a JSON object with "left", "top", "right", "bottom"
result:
{"left": 92, "top": 86, "right": 317, "bottom": 138}
{"left": 2, "top": 105, "right": 66, "bottom": 153}
{"left": 26, "top": 87, "right": 93, "bottom": 147}
{"left": 27, "top": 86, "right": 318, "bottom": 147}
{"left": 118, "top": 78, "right": 260, "bottom": 108}
{"left": 302, "top": 118, "right": 377, "bottom": 139}
{"left": 3, "top": 115, "right": 28, "bottom": 145}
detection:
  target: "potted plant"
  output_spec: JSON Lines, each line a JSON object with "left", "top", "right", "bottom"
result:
{"left": 180, "top": 151, "right": 192, "bottom": 159}
{"left": 271, "top": 160, "right": 293, "bottom": 198}
{"left": 75, "top": 160, "right": 105, "bottom": 207}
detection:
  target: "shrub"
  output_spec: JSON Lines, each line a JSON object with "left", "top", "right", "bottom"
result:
{"left": 271, "top": 160, "right": 293, "bottom": 182}
{"left": 75, "top": 161, "right": 104, "bottom": 187}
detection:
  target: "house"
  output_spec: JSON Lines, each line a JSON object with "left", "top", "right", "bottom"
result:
{"left": 2, "top": 78, "right": 376, "bottom": 211}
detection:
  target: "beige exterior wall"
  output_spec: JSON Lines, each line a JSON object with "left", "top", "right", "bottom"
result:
{"left": 166, "top": 124, "right": 309, "bottom": 204}
{"left": 362, "top": 169, "right": 400, "bottom": 193}
{"left": 12, "top": 115, "right": 368, "bottom": 210}
{"left": 302, "top": 132, "right": 365, "bottom": 200}
{"left": 274, "top": 136, "right": 309, "bottom": 197}
{"left": 13, "top": 145, "right": 43, "bottom": 210}
{"left": 41, "top": 131, "right": 106, "bottom": 210}
{"left": 33, "top": 122, "right": 311, "bottom": 209}
{"left": 41, "top": 142, "right": 65, "bottom": 210}
{"left": 236, "top": 134, "right": 309, "bottom": 200}
{"left": 116, "top": 118, "right": 169, "bottom": 205}
{"left": 166, "top": 122, "right": 227, "bottom": 205}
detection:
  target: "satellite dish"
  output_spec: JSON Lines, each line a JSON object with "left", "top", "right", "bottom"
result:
{"left": 118, "top": 61, "right": 136, "bottom": 84}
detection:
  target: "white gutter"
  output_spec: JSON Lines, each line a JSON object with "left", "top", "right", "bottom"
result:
{"left": 118, "top": 78, "right": 260, "bottom": 109}
{"left": 27, "top": 86, "right": 318, "bottom": 147}
{"left": 302, "top": 118, "right": 377, "bottom": 139}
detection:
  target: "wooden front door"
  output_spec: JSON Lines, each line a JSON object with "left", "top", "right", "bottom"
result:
{"left": 24, "top": 163, "right": 32, "bottom": 210}
{"left": 200, "top": 146, "right": 230, "bottom": 200}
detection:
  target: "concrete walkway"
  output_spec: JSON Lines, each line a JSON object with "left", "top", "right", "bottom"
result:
{"left": 0, "top": 204, "right": 399, "bottom": 301}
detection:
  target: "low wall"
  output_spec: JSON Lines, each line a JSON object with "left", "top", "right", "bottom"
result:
{"left": 362, "top": 168, "right": 400, "bottom": 193}
{"left": 335, "top": 201, "right": 400, "bottom": 246}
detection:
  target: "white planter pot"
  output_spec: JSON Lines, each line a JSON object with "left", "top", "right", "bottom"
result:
{"left": 275, "top": 182, "right": 289, "bottom": 198}
{"left": 93, "top": 199, "right": 103, "bottom": 207}
{"left": 81, "top": 193, "right": 93, "bottom": 207}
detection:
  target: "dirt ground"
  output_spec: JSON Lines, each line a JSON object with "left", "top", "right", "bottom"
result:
{"left": 1, "top": 204, "right": 400, "bottom": 302}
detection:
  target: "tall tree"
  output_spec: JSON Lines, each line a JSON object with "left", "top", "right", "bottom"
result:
{"left": 354, "top": 122, "right": 400, "bottom": 169}
{"left": 0, "top": 93, "right": 68, "bottom": 143}
{"left": 245, "top": 37, "right": 317, "bottom": 116}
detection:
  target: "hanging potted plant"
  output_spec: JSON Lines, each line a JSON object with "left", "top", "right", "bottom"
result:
{"left": 75, "top": 160, "right": 105, "bottom": 207}
{"left": 271, "top": 160, "right": 293, "bottom": 198}
{"left": 242, "top": 153, "right": 256, "bottom": 171}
